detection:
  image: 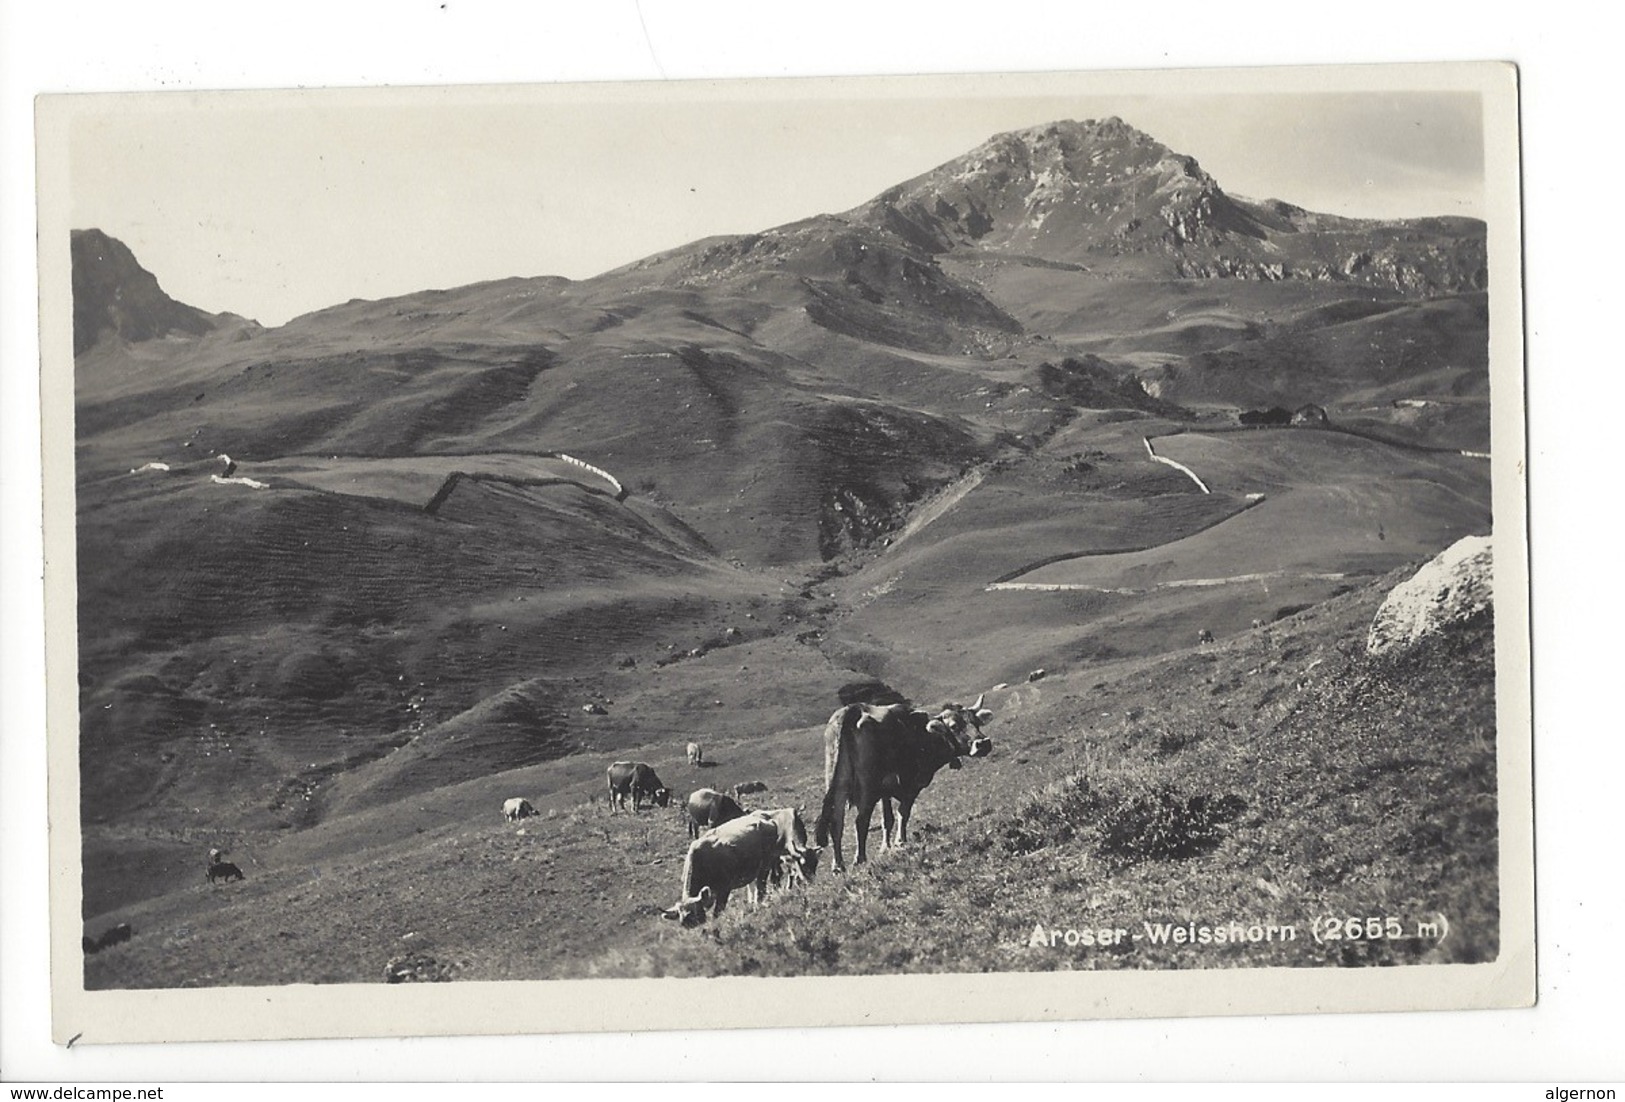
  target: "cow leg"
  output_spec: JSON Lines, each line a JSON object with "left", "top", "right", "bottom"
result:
{"left": 854, "top": 802, "right": 876, "bottom": 865}
{"left": 880, "top": 798, "right": 896, "bottom": 850}
{"left": 896, "top": 796, "right": 916, "bottom": 846}
{"left": 712, "top": 888, "right": 730, "bottom": 917}
{"left": 827, "top": 811, "right": 847, "bottom": 872}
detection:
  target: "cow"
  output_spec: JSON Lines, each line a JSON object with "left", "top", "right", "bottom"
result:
{"left": 1198, "top": 628, "right": 1215, "bottom": 645}
{"left": 1251, "top": 618, "right": 1264, "bottom": 630}
{"left": 503, "top": 797, "right": 537, "bottom": 822}
{"left": 207, "top": 860, "right": 245, "bottom": 883}
{"left": 815, "top": 695, "right": 994, "bottom": 872}
{"left": 687, "top": 741, "right": 704, "bottom": 766}
{"left": 607, "top": 761, "right": 670, "bottom": 812}
{"left": 685, "top": 787, "right": 747, "bottom": 839}
{"left": 729, "top": 780, "right": 768, "bottom": 798}
{"left": 662, "top": 813, "right": 785, "bottom": 926}
{"left": 756, "top": 807, "right": 820, "bottom": 889}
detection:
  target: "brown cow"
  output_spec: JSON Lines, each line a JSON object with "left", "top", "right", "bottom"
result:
{"left": 662, "top": 814, "right": 784, "bottom": 926}
{"left": 684, "top": 787, "right": 747, "bottom": 839}
{"left": 607, "top": 761, "right": 670, "bottom": 812}
{"left": 815, "top": 695, "right": 993, "bottom": 871}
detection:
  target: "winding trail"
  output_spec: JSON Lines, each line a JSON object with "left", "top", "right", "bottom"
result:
{"left": 989, "top": 569, "right": 1354, "bottom": 596}
{"left": 1144, "top": 436, "right": 1210, "bottom": 493}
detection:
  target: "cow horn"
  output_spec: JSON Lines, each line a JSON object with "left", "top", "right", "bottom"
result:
{"left": 972, "top": 692, "right": 985, "bottom": 710}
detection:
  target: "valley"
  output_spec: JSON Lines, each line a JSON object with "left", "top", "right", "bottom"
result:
{"left": 67, "top": 116, "right": 1498, "bottom": 986}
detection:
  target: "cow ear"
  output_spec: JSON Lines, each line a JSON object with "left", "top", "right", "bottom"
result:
{"left": 661, "top": 907, "right": 681, "bottom": 922}
{"left": 926, "top": 718, "right": 949, "bottom": 736}
{"left": 975, "top": 709, "right": 995, "bottom": 725}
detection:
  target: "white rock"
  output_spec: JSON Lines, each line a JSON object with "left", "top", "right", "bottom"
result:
{"left": 1367, "top": 536, "right": 1493, "bottom": 655}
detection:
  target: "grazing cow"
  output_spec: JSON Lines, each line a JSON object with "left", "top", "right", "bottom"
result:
{"left": 815, "top": 695, "right": 994, "bottom": 871}
{"left": 687, "top": 741, "right": 704, "bottom": 766}
{"left": 685, "top": 787, "right": 747, "bottom": 839}
{"left": 729, "top": 780, "right": 768, "bottom": 798}
{"left": 503, "top": 797, "right": 537, "bottom": 822}
{"left": 1198, "top": 629, "right": 1215, "bottom": 645}
{"left": 1251, "top": 618, "right": 1264, "bottom": 630}
{"left": 662, "top": 813, "right": 785, "bottom": 926}
{"left": 755, "top": 807, "right": 820, "bottom": 888}
{"left": 607, "top": 761, "right": 671, "bottom": 812}
{"left": 207, "top": 860, "right": 245, "bottom": 883}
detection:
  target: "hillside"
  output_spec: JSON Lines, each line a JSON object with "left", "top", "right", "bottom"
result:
{"left": 81, "top": 562, "right": 1497, "bottom": 986}
{"left": 70, "top": 114, "right": 1497, "bottom": 984}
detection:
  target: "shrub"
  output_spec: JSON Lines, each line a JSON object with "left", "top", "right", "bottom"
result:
{"left": 992, "top": 768, "right": 1246, "bottom": 866}
{"left": 1097, "top": 786, "right": 1246, "bottom": 864}
{"left": 997, "top": 775, "right": 1102, "bottom": 856}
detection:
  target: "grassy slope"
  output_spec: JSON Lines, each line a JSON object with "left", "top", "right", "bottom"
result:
{"left": 81, "top": 563, "right": 1498, "bottom": 986}
{"left": 1016, "top": 429, "right": 1491, "bottom": 587}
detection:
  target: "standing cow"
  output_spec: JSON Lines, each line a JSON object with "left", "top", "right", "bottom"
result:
{"left": 686, "top": 741, "right": 704, "bottom": 766}
{"left": 815, "top": 695, "right": 994, "bottom": 871}
{"left": 685, "top": 787, "right": 747, "bottom": 839}
{"left": 607, "top": 761, "right": 671, "bottom": 812}
{"left": 503, "top": 797, "right": 537, "bottom": 822}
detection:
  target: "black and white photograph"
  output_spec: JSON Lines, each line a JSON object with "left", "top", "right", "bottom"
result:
{"left": 34, "top": 61, "right": 1529, "bottom": 1044}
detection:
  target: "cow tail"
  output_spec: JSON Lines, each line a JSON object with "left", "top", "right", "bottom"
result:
{"left": 814, "top": 705, "right": 856, "bottom": 847}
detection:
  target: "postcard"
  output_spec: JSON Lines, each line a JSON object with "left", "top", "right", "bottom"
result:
{"left": 37, "top": 61, "right": 1529, "bottom": 1043}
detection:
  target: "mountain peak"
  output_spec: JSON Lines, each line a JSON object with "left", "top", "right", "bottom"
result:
{"left": 851, "top": 116, "right": 1256, "bottom": 264}
{"left": 71, "top": 228, "right": 218, "bottom": 355}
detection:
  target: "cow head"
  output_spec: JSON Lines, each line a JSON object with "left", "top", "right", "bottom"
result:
{"left": 791, "top": 845, "right": 821, "bottom": 883}
{"left": 653, "top": 787, "right": 672, "bottom": 808}
{"left": 662, "top": 885, "right": 714, "bottom": 926}
{"left": 925, "top": 693, "right": 995, "bottom": 763}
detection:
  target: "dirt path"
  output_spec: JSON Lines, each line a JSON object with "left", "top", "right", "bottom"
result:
{"left": 1143, "top": 436, "right": 1210, "bottom": 493}
{"left": 988, "top": 569, "right": 1354, "bottom": 596}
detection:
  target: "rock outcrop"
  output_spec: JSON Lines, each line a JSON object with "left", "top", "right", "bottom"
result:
{"left": 71, "top": 228, "right": 219, "bottom": 355}
{"left": 1367, "top": 535, "right": 1493, "bottom": 655}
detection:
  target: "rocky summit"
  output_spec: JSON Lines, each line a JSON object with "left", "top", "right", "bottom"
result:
{"left": 851, "top": 117, "right": 1486, "bottom": 294}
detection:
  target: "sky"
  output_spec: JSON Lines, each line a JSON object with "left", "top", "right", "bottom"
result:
{"left": 59, "top": 80, "right": 1488, "bottom": 328}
